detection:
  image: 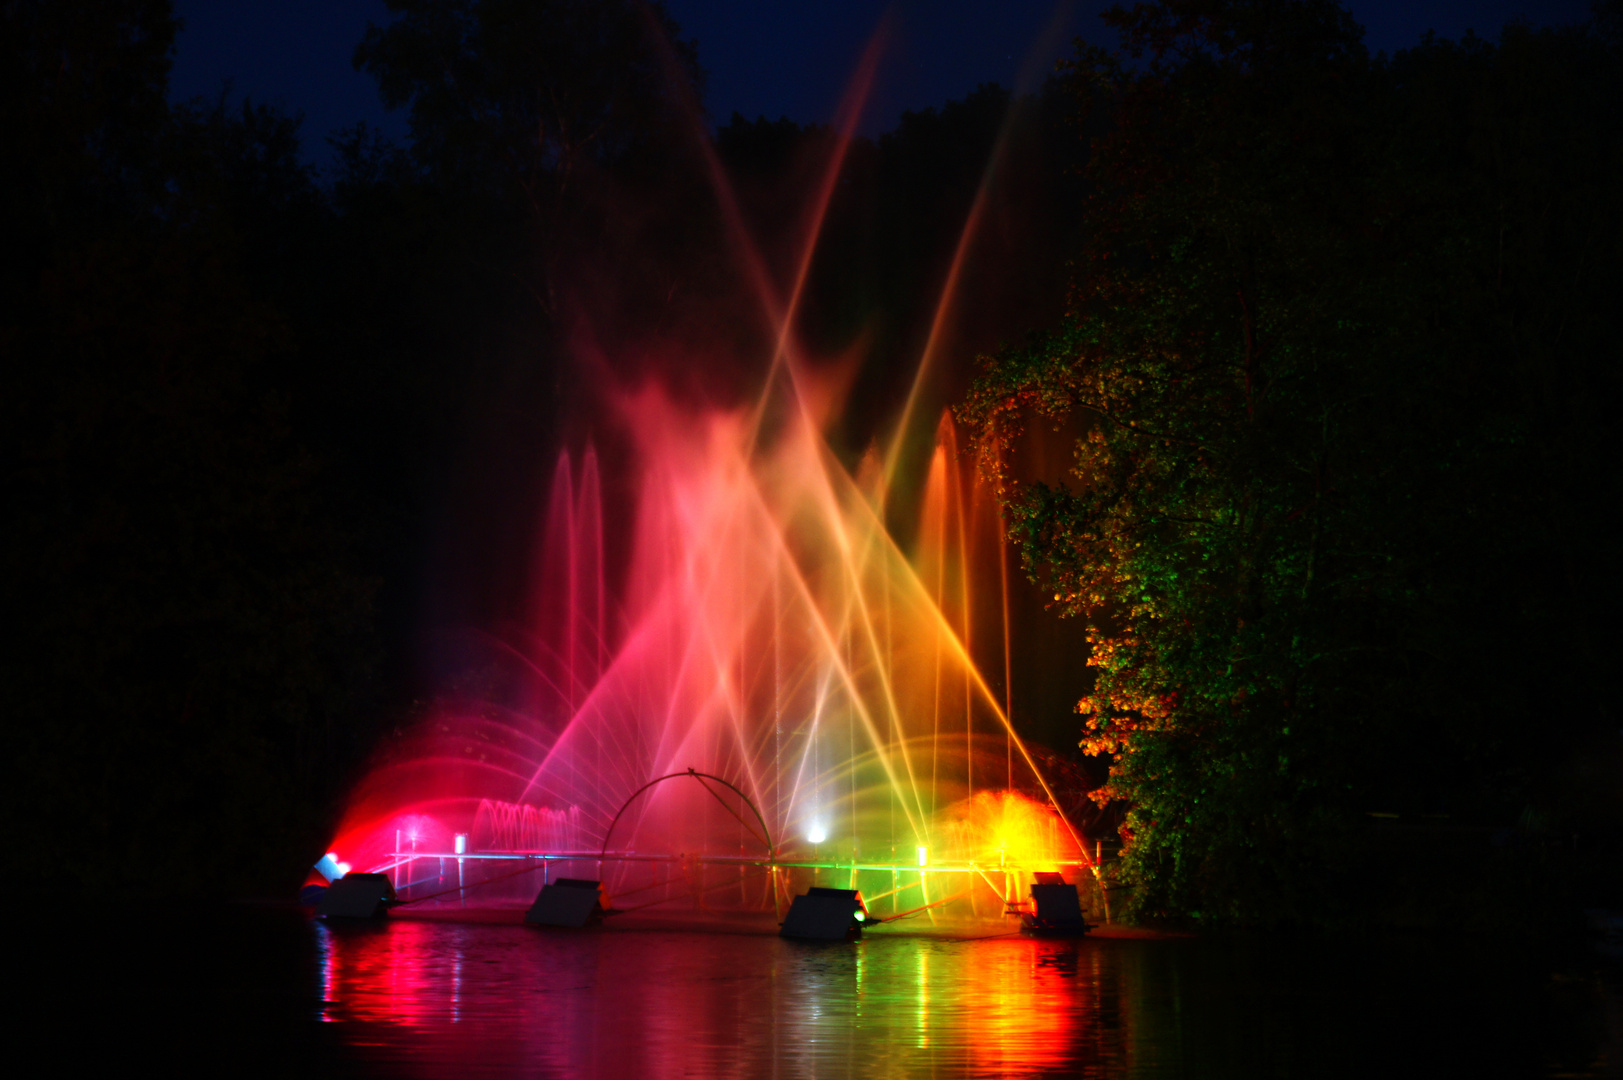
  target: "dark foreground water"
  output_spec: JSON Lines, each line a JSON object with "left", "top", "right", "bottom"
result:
{"left": 36, "top": 907, "right": 1620, "bottom": 1078}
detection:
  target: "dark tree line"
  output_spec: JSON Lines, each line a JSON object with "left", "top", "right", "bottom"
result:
{"left": 961, "top": 0, "right": 1623, "bottom": 924}
{"left": 14, "top": 0, "right": 1607, "bottom": 921}
{"left": 1, "top": 0, "right": 1076, "bottom": 897}
{"left": 0, "top": 0, "right": 711, "bottom": 896}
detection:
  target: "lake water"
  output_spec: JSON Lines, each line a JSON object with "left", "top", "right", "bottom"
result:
{"left": 42, "top": 907, "right": 1618, "bottom": 1077}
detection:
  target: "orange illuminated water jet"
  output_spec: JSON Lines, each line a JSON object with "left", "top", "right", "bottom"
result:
{"left": 323, "top": 22, "right": 1101, "bottom": 924}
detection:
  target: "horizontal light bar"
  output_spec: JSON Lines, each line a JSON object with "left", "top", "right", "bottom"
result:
{"left": 372, "top": 850, "right": 1090, "bottom": 873}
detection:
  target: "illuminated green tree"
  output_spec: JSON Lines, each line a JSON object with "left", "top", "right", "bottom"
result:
{"left": 960, "top": 1, "right": 1623, "bottom": 921}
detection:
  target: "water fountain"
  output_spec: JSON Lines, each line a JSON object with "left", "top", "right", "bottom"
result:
{"left": 319, "top": 48, "right": 1099, "bottom": 926}
{"left": 324, "top": 390, "right": 1095, "bottom": 923}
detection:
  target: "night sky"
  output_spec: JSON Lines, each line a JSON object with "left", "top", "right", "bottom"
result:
{"left": 168, "top": 0, "right": 1595, "bottom": 169}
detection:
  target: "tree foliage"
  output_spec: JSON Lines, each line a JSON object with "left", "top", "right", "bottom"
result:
{"left": 357, "top": 0, "right": 699, "bottom": 189}
{"left": 2, "top": 2, "right": 376, "bottom": 894}
{"left": 11, "top": 0, "right": 1616, "bottom": 915}
{"left": 959, "top": 0, "right": 1623, "bottom": 922}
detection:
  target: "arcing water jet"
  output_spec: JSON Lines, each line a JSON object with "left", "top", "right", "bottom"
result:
{"left": 319, "top": 36, "right": 1101, "bottom": 923}
{"left": 327, "top": 389, "right": 1096, "bottom": 921}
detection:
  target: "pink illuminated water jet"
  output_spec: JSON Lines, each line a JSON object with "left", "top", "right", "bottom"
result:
{"left": 331, "top": 383, "right": 1092, "bottom": 919}
{"left": 325, "top": 32, "right": 1098, "bottom": 923}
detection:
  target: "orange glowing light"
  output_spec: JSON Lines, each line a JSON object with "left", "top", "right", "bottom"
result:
{"left": 317, "top": 15, "right": 1098, "bottom": 922}
{"left": 941, "top": 790, "right": 1081, "bottom": 873}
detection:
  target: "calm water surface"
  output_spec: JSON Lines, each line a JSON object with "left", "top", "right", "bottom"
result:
{"left": 52, "top": 908, "right": 1618, "bottom": 1078}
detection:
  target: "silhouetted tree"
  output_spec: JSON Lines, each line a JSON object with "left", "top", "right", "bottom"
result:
{"left": 2, "top": 2, "right": 377, "bottom": 896}
{"left": 960, "top": 0, "right": 1622, "bottom": 922}
{"left": 354, "top": 0, "right": 704, "bottom": 316}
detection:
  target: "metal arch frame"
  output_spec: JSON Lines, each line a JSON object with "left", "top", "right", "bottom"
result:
{"left": 598, "top": 768, "right": 775, "bottom": 864}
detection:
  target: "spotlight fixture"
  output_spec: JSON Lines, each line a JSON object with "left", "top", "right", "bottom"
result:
{"left": 526, "top": 878, "right": 606, "bottom": 928}
{"left": 317, "top": 872, "right": 398, "bottom": 919}
{"left": 780, "top": 887, "right": 868, "bottom": 941}
{"left": 1020, "top": 873, "right": 1092, "bottom": 936}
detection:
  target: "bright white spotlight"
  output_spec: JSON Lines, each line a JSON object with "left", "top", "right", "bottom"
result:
{"left": 806, "top": 824, "right": 827, "bottom": 844}
{"left": 917, "top": 846, "right": 929, "bottom": 866}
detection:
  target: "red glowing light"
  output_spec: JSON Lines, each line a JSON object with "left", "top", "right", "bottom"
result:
{"left": 319, "top": 34, "right": 1092, "bottom": 918}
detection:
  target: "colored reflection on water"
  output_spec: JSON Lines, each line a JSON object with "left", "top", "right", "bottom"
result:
{"left": 301, "top": 917, "right": 1611, "bottom": 1079}
{"left": 44, "top": 907, "right": 1616, "bottom": 1078}
{"left": 314, "top": 920, "right": 1124, "bottom": 1077}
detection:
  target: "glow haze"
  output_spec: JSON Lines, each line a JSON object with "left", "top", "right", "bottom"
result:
{"left": 324, "top": 24, "right": 1097, "bottom": 917}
